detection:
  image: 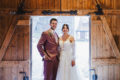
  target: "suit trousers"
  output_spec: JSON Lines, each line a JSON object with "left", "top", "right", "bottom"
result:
{"left": 43, "top": 57, "right": 59, "bottom": 80}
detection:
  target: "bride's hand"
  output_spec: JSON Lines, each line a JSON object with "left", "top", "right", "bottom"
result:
{"left": 71, "top": 60, "right": 75, "bottom": 67}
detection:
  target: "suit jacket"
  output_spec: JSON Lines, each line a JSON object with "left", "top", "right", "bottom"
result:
{"left": 37, "top": 29, "right": 59, "bottom": 60}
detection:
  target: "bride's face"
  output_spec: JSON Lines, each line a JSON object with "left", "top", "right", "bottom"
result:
{"left": 62, "top": 26, "right": 69, "bottom": 33}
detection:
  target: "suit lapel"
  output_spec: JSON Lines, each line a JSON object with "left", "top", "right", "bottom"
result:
{"left": 47, "top": 29, "right": 57, "bottom": 44}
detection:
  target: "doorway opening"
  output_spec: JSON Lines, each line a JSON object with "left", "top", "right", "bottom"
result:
{"left": 31, "top": 16, "right": 90, "bottom": 80}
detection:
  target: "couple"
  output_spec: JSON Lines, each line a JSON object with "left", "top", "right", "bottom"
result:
{"left": 37, "top": 18, "right": 78, "bottom": 80}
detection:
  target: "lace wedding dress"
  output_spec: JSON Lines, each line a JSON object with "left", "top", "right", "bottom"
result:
{"left": 56, "top": 36, "right": 79, "bottom": 80}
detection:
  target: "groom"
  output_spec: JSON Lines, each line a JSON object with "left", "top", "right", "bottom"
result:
{"left": 37, "top": 18, "right": 59, "bottom": 80}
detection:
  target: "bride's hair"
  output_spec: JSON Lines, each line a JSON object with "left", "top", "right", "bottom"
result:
{"left": 62, "top": 24, "right": 69, "bottom": 31}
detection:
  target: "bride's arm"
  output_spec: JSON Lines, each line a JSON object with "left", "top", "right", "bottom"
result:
{"left": 70, "top": 36, "right": 76, "bottom": 66}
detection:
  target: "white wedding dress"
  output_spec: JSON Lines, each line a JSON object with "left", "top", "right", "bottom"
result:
{"left": 56, "top": 36, "right": 79, "bottom": 80}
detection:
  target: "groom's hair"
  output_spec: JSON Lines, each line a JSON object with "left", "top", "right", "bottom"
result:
{"left": 50, "top": 18, "right": 58, "bottom": 24}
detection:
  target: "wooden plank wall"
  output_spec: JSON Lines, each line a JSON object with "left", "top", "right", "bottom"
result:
{"left": 91, "top": 15, "right": 120, "bottom": 80}
{"left": 0, "top": 15, "right": 30, "bottom": 80}
{"left": 2, "top": 25, "right": 29, "bottom": 61}
{"left": 0, "top": 15, "right": 13, "bottom": 49}
{"left": 0, "top": 0, "right": 60, "bottom": 10}
{"left": 0, "top": 0, "right": 120, "bottom": 10}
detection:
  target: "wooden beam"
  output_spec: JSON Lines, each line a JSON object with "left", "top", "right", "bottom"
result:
{"left": 101, "top": 16, "right": 120, "bottom": 58}
{"left": 92, "top": 58, "right": 120, "bottom": 66}
{"left": 91, "top": 20, "right": 102, "bottom": 26}
{"left": 0, "top": 61, "right": 29, "bottom": 67}
{"left": 0, "top": 16, "right": 17, "bottom": 61}
{"left": 1, "top": 9, "right": 120, "bottom": 15}
{"left": 78, "top": 10, "right": 120, "bottom": 15}
{"left": 16, "top": 20, "right": 29, "bottom": 26}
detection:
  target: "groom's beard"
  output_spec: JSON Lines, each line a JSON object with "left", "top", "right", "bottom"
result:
{"left": 51, "top": 26, "right": 56, "bottom": 30}
{"left": 51, "top": 27, "right": 54, "bottom": 30}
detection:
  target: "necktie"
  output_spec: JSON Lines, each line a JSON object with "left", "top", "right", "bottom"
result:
{"left": 53, "top": 31, "right": 58, "bottom": 42}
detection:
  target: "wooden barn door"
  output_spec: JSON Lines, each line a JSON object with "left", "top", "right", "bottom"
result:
{"left": 91, "top": 15, "right": 120, "bottom": 80}
{"left": 0, "top": 15, "right": 30, "bottom": 80}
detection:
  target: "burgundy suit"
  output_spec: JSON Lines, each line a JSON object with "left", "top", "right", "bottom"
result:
{"left": 37, "top": 29, "right": 59, "bottom": 80}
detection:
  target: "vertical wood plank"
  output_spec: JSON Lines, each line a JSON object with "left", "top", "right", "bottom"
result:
{"left": 37, "top": 0, "right": 43, "bottom": 9}
{"left": 108, "top": 65, "right": 115, "bottom": 80}
{"left": 0, "top": 68, "right": 3, "bottom": 79}
{"left": 23, "top": 26, "right": 30, "bottom": 60}
{"left": 116, "top": 0, "right": 120, "bottom": 9}
{"left": 116, "top": 16, "right": 120, "bottom": 51}
{"left": 68, "top": 0, "right": 72, "bottom": 10}
{"left": 5, "top": 0, "right": 9, "bottom": 8}
{"left": 4, "top": 68, "right": 12, "bottom": 80}
{"left": 73, "top": 0, "right": 77, "bottom": 10}
{"left": 99, "top": 22, "right": 103, "bottom": 58}
{"left": 12, "top": 0, "right": 17, "bottom": 8}
{"left": 11, "top": 66, "right": 18, "bottom": 80}
{"left": 113, "top": 0, "right": 116, "bottom": 9}
{"left": 11, "top": 34, "right": 17, "bottom": 61}
{"left": 83, "top": 0, "right": 87, "bottom": 9}
{"left": 103, "top": 65, "right": 108, "bottom": 80}
{"left": 91, "top": 0, "right": 96, "bottom": 9}
{"left": 24, "top": 0, "right": 30, "bottom": 9}
{"left": 18, "top": 65, "right": 24, "bottom": 80}
{"left": 97, "top": 66, "right": 103, "bottom": 80}
{"left": 17, "top": 27, "right": 24, "bottom": 60}
{"left": 79, "top": 0, "right": 83, "bottom": 9}
{"left": 49, "top": 0, "right": 55, "bottom": 10}
{"left": 0, "top": 0, "right": 2, "bottom": 8}
{"left": 30, "top": 0, "right": 37, "bottom": 9}
{"left": 54, "top": 0, "right": 60, "bottom": 10}
{"left": 61, "top": 0, "right": 67, "bottom": 10}
{"left": 96, "top": 22, "right": 102, "bottom": 58}
{"left": 105, "top": 0, "right": 111, "bottom": 9}
{"left": 115, "top": 64, "right": 120, "bottom": 80}
{"left": 91, "top": 21, "right": 97, "bottom": 59}
{"left": 87, "top": 0, "right": 91, "bottom": 9}
{"left": 42, "top": 0, "right": 45, "bottom": 9}
{"left": 44, "top": 0, "right": 49, "bottom": 9}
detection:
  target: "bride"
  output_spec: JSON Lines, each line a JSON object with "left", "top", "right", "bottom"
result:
{"left": 56, "top": 24, "right": 79, "bottom": 80}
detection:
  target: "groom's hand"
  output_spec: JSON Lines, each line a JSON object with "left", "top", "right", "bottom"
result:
{"left": 44, "top": 55, "right": 51, "bottom": 60}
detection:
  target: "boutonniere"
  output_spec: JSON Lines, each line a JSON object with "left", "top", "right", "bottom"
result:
{"left": 70, "top": 39, "right": 73, "bottom": 43}
{"left": 48, "top": 31, "right": 53, "bottom": 37}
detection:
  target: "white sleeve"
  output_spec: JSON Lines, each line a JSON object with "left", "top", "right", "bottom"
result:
{"left": 72, "top": 41, "right": 76, "bottom": 60}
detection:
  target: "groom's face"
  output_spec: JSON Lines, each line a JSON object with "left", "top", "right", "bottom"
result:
{"left": 50, "top": 20, "right": 57, "bottom": 30}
